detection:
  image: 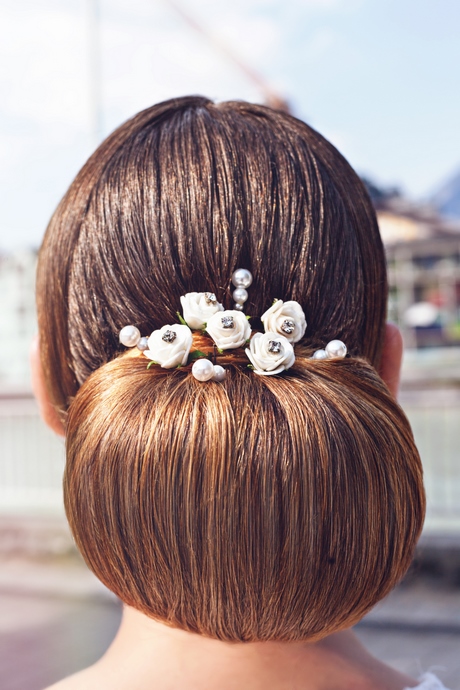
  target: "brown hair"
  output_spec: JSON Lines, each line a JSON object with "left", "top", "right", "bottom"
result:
{"left": 37, "top": 96, "right": 425, "bottom": 641}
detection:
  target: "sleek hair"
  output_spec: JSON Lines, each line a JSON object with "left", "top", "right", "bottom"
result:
{"left": 37, "top": 96, "right": 425, "bottom": 641}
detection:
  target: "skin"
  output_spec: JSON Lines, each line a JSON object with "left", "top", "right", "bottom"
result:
{"left": 31, "top": 324, "right": 420, "bottom": 690}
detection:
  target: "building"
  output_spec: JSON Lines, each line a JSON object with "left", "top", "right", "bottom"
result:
{"left": 0, "top": 250, "right": 37, "bottom": 389}
{"left": 374, "top": 195, "right": 460, "bottom": 350}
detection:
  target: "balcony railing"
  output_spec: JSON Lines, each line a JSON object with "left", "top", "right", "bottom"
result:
{"left": 0, "top": 396, "right": 64, "bottom": 514}
{"left": 1, "top": 390, "right": 459, "bottom": 532}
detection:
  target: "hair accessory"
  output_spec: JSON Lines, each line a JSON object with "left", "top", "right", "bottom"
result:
{"left": 119, "top": 325, "right": 142, "bottom": 348}
{"left": 246, "top": 333, "right": 295, "bottom": 376}
{"left": 312, "top": 340, "right": 347, "bottom": 360}
{"left": 180, "top": 292, "right": 224, "bottom": 330}
{"left": 137, "top": 337, "right": 149, "bottom": 351}
{"left": 231, "top": 268, "right": 253, "bottom": 311}
{"left": 205, "top": 292, "right": 217, "bottom": 304}
{"left": 206, "top": 310, "right": 251, "bottom": 350}
{"left": 261, "top": 300, "right": 307, "bottom": 344}
{"left": 162, "top": 330, "right": 177, "bottom": 343}
{"left": 212, "top": 365, "right": 226, "bottom": 382}
{"left": 119, "top": 325, "right": 150, "bottom": 352}
{"left": 118, "top": 274, "right": 324, "bottom": 382}
{"left": 144, "top": 325, "right": 193, "bottom": 368}
{"left": 191, "top": 358, "right": 215, "bottom": 382}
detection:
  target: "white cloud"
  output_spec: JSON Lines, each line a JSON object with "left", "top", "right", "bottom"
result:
{"left": 96, "top": 0, "right": 287, "bottom": 134}
{"left": 0, "top": 0, "right": 456, "bottom": 250}
{"left": 0, "top": 0, "right": 283, "bottom": 250}
{"left": 0, "top": 5, "right": 89, "bottom": 128}
{"left": 303, "top": 27, "right": 338, "bottom": 60}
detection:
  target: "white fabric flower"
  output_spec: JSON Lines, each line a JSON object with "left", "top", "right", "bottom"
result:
{"left": 180, "top": 292, "right": 224, "bottom": 330}
{"left": 144, "top": 324, "right": 193, "bottom": 368}
{"left": 245, "top": 332, "right": 295, "bottom": 376}
{"left": 206, "top": 310, "right": 252, "bottom": 350}
{"left": 261, "top": 299, "right": 307, "bottom": 343}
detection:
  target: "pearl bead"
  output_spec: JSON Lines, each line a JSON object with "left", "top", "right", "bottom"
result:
{"left": 137, "top": 336, "right": 149, "bottom": 351}
{"left": 119, "top": 325, "right": 141, "bottom": 348}
{"left": 192, "top": 358, "right": 215, "bottom": 382}
{"left": 325, "top": 340, "right": 347, "bottom": 359}
{"left": 231, "top": 268, "right": 253, "bottom": 289}
{"left": 234, "top": 303, "right": 244, "bottom": 311}
{"left": 233, "top": 288, "right": 248, "bottom": 304}
{"left": 312, "top": 349, "right": 328, "bottom": 360}
{"left": 213, "top": 365, "right": 226, "bottom": 382}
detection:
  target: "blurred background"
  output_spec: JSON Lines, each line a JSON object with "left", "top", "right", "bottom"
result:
{"left": 0, "top": 0, "right": 459, "bottom": 688}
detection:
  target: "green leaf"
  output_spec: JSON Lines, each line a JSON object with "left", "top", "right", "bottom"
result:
{"left": 246, "top": 315, "right": 251, "bottom": 320}
{"left": 217, "top": 348, "right": 224, "bottom": 355}
{"left": 245, "top": 339, "right": 251, "bottom": 345}
{"left": 247, "top": 364, "right": 254, "bottom": 370}
{"left": 188, "top": 350, "right": 210, "bottom": 362}
{"left": 176, "top": 311, "right": 188, "bottom": 326}
{"left": 272, "top": 298, "right": 279, "bottom": 306}
{"left": 147, "top": 361, "right": 158, "bottom": 369}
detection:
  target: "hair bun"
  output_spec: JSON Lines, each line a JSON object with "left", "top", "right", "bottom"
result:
{"left": 64, "top": 353, "right": 424, "bottom": 642}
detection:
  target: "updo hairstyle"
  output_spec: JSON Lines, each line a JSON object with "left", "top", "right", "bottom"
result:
{"left": 37, "top": 96, "right": 425, "bottom": 642}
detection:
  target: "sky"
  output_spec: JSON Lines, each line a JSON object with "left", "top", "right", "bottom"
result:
{"left": 0, "top": 0, "right": 459, "bottom": 250}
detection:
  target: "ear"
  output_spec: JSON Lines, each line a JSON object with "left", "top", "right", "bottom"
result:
{"left": 378, "top": 323, "right": 403, "bottom": 399}
{"left": 30, "top": 335, "right": 65, "bottom": 437}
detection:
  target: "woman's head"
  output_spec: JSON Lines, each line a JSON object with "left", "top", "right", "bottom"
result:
{"left": 36, "top": 96, "right": 424, "bottom": 641}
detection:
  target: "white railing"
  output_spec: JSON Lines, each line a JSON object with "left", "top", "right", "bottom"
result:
{"left": 0, "top": 396, "right": 65, "bottom": 515}
{"left": 402, "top": 389, "right": 460, "bottom": 533}
{"left": 0, "top": 392, "right": 459, "bottom": 532}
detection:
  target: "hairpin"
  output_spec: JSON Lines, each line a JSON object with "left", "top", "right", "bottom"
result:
{"left": 119, "top": 326, "right": 149, "bottom": 351}
{"left": 231, "top": 268, "right": 253, "bottom": 311}
{"left": 311, "top": 340, "right": 347, "bottom": 360}
{"left": 119, "top": 269, "right": 345, "bottom": 382}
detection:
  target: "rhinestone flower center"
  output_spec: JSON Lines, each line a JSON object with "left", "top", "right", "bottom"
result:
{"left": 268, "top": 340, "right": 283, "bottom": 354}
{"left": 221, "top": 316, "right": 235, "bottom": 329}
{"left": 205, "top": 292, "right": 217, "bottom": 304}
{"left": 281, "top": 319, "right": 295, "bottom": 334}
{"left": 162, "top": 330, "right": 177, "bottom": 343}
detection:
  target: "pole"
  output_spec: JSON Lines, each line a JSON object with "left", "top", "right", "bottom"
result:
{"left": 87, "top": 0, "right": 103, "bottom": 148}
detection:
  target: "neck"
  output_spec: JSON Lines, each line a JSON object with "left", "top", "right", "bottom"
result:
{"left": 93, "top": 606, "right": 417, "bottom": 690}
